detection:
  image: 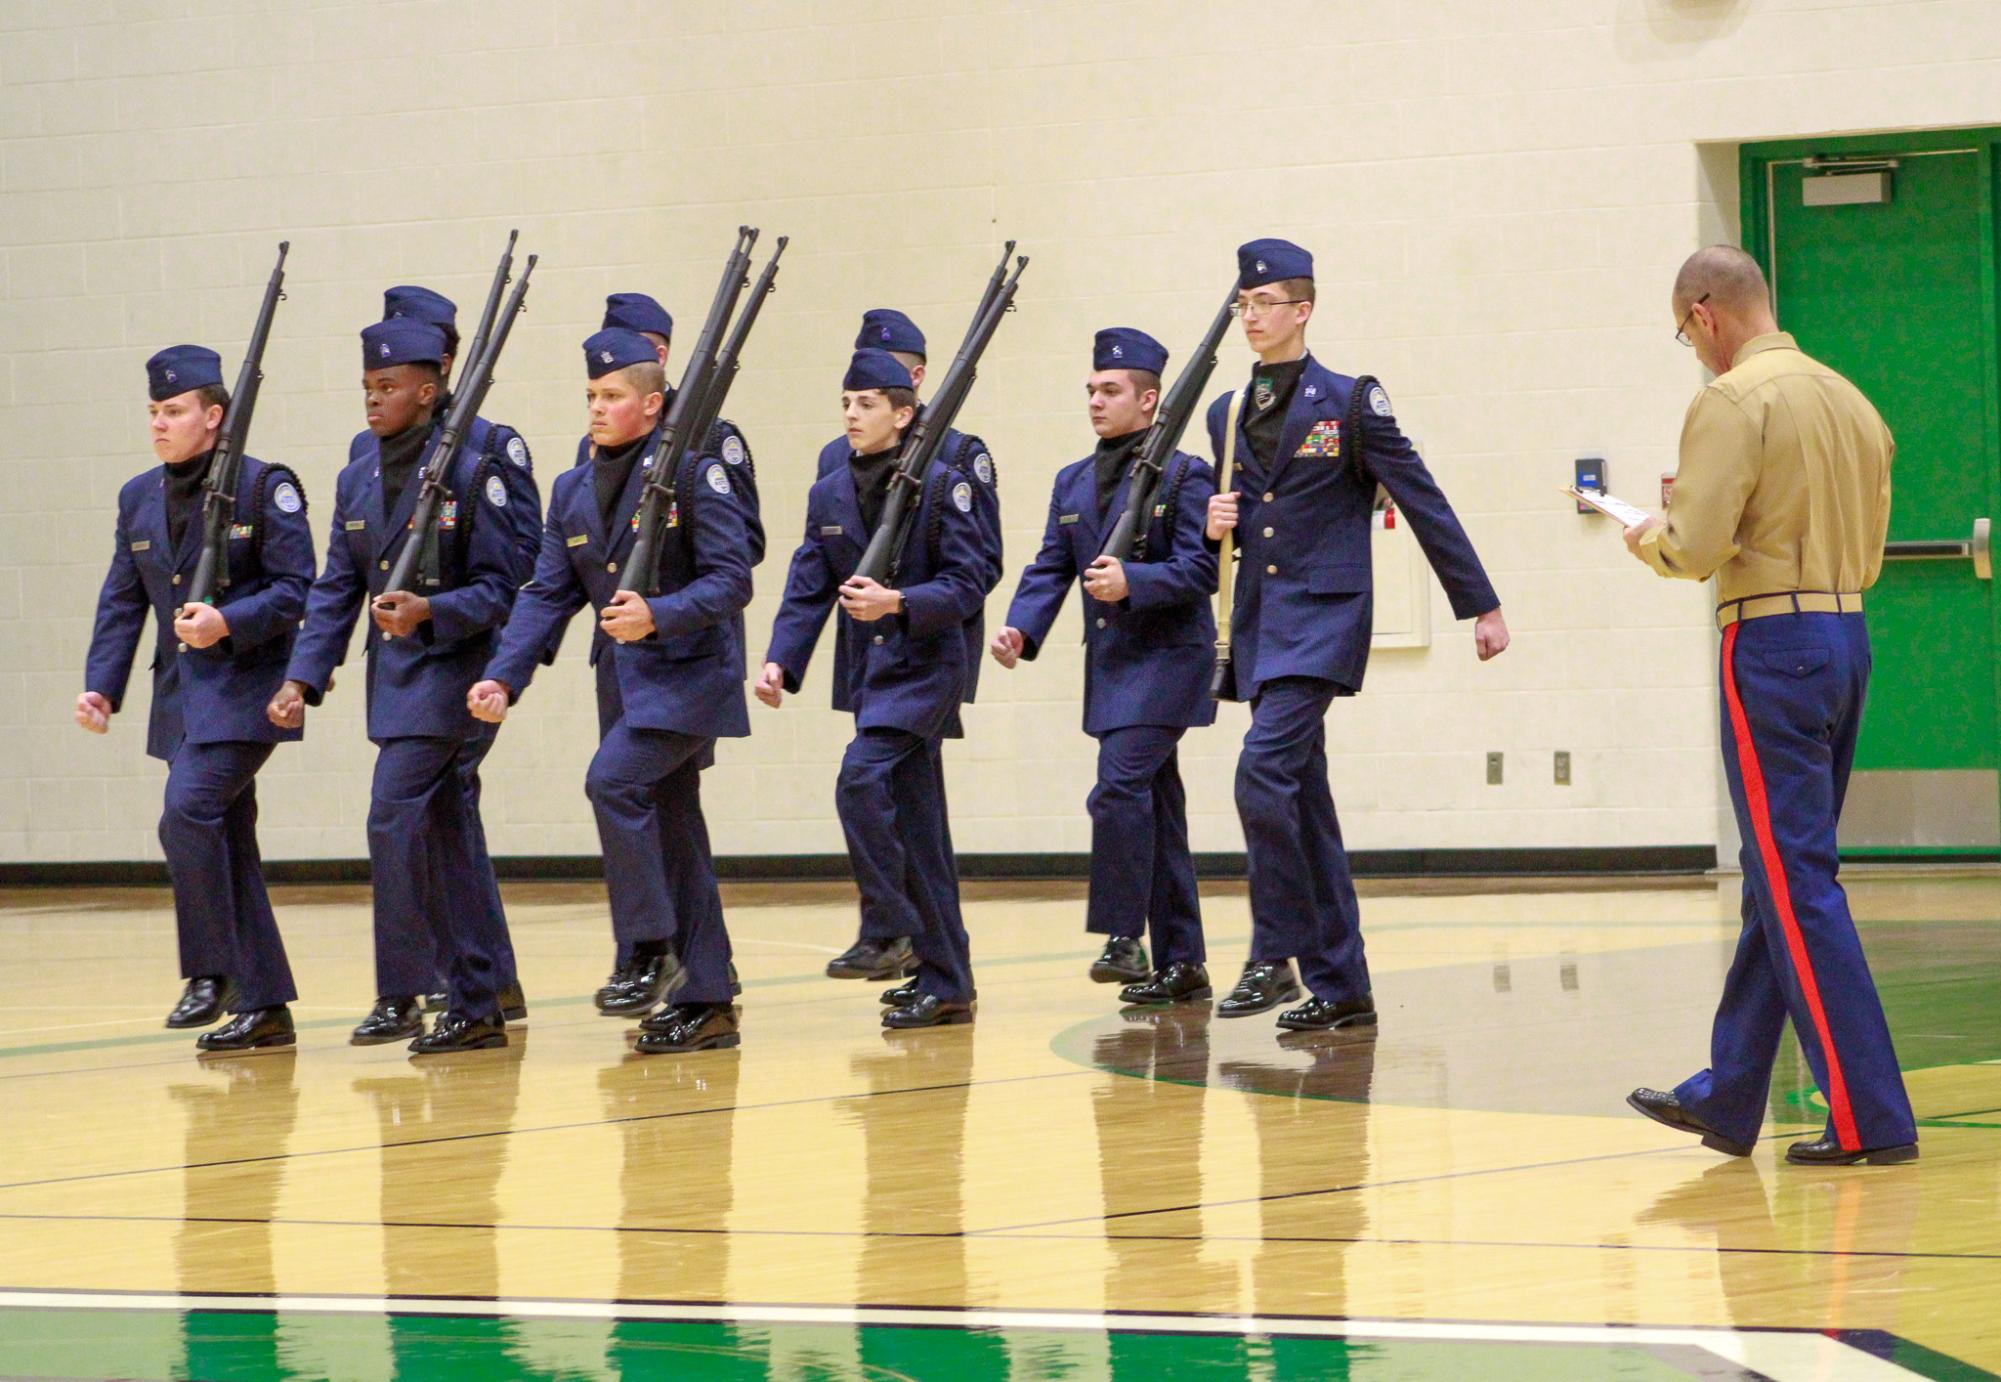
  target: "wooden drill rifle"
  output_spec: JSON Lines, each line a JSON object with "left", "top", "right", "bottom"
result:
{"left": 183, "top": 240, "right": 288, "bottom": 612}
{"left": 379, "top": 251, "right": 538, "bottom": 603}
{"left": 1099, "top": 280, "right": 1238, "bottom": 562}
{"left": 855, "top": 248, "right": 1029, "bottom": 585}
{"left": 625, "top": 226, "right": 759, "bottom": 596}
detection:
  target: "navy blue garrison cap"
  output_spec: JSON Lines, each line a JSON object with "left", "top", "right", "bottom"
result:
{"left": 603, "top": 292, "right": 673, "bottom": 339}
{"left": 844, "top": 348, "right": 914, "bottom": 393}
{"left": 146, "top": 344, "right": 223, "bottom": 402}
{"left": 583, "top": 328, "right": 659, "bottom": 379}
{"left": 1237, "top": 238, "right": 1314, "bottom": 288}
{"left": 1093, "top": 327, "right": 1168, "bottom": 375}
{"left": 856, "top": 308, "right": 925, "bottom": 358}
{"left": 383, "top": 286, "right": 459, "bottom": 342}
{"left": 362, "top": 318, "right": 447, "bottom": 370}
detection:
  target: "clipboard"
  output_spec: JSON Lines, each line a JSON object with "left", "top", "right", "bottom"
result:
{"left": 1563, "top": 485, "right": 1653, "bottom": 528}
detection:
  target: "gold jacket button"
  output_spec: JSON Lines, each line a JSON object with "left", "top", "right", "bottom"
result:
{"left": 1262, "top": 491, "right": 1275, "bottom": 502}
{"left": 872, "top": 634, "right": 885, "bottom": 645}
{"left": 1095, "top": 616, "right": 1107, "bottom": 629}
{"left": 171, "top": 573, "right": 181, "bottom": 585}
{"left": 378, "top": 560, "right": 389, "bottom": 571}
{"left": 606, "top": 561, "right": 618, "bottom": 574}
{"left": 1266, "top": 564, "right": 1278, "bottom": 575}
{"left": 1263, "top": 526, "right": 1275, "bottom": 538}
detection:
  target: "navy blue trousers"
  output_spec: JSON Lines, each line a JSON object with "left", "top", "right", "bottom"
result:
{"left": 1235, "top": 676, "right": 1369, "bottom": 1003}
{"left": 1675, "top": 613, "right": 1916, "bottom": 1153}
{"left": 368, "top": 735, "right": 505, "bottom": 1020}
{"left": 837, "top": 728, "right": 974, "bottom": 1003}
{"left": 158, "top": 739, "right": 296, "bottom": 1010}
{"left": 1088, "top": 725, "right": 1205, "bottom": 968}
{"left": 586, "top": 724, "right": 734, "bottom": 1005}
{"left": 425, "top": 722, "right": 520, "bottom": 992}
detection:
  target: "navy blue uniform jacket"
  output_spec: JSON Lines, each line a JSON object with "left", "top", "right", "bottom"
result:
{"left": 1204, "top": 356, "right": 1497, "bottom": 698}
{"left": 767, "top": 459, "right": 988, "bottom": 741}
{"left": 487, "top": 427, "right": 753, "bottom": 741}
{"left": 287, "top": 427, "right": 520, "bottom": 743}
{"left": 86, "top": 457, "right": 316, "bottom": 760}
{"left": 1004, "top": 447, "right": 1218, "bottom": 735}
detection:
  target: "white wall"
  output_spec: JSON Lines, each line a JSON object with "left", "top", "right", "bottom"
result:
{"left": 4, "top": 0, "right": 1998, "bottom": 864}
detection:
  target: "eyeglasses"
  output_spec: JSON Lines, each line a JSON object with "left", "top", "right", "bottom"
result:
{"left": 1230, "top": 298, "right": 1309, "bottom": 320}
{"left": 1675, "top": 292, "right": 1711, "bottom": 347}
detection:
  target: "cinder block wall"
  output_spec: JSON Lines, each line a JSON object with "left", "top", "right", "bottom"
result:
{"left": 5, "top": 0, "right": 1996, "bottom": 863}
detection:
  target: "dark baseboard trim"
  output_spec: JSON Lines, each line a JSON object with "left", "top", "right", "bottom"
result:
{"left": 0, "top": 846, "right": 1716, "bottom": 889}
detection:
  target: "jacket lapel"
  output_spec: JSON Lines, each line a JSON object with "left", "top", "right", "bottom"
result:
{"left": 832, "top": 459, "right": 867, "bottom": 550}
{"left": 606, "top": 426, "right": 665, "bottom": 563}
{"left": 1266, "top": 357, "right": 1331, "bottom": 489}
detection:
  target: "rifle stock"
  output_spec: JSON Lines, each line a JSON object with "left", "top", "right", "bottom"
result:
{"left": 626, "top": 227, "right": 759, "bottom": 596}
{"left": 380, "top": 252, "right": 538, "bottom": 603}
{"left": 854, "top": 249, "right": 1029, "bottom": 585}
{"left": 183, "top": 241, "right": 289, "bottom": 614}
{"left": 1100, "top": 281, "right": 1238, "bottom": 563}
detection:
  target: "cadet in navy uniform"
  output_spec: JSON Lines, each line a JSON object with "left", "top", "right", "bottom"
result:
{"left": 374, "top": 286, "right": 534, "bottom": 1025}
{"left": 993, "top": 328, "right": 1218, "bottom": 1002}
{"left": 811, "top": 310, "right": 1003, "bottom": 983}
{"left": 1205, "top": 239, "right": 1510, "bottom": 1030}
{"left": 270, "top": 318, "right": 523, "bottom": 1054}
{"left": 469, "top": 328, "right": 753, "bottom": 1053}
{"left": 561, "top": 293, "right": 759, "bottom": 1017}
{"left": 79, "top": 346, "right": 316, "bottom": 1053}
{"left": 759, "top": 349, "right": 990, "bottom": 1028}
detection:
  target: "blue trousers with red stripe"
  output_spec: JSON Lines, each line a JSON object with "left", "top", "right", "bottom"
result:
{"left": 1674, "top": 613, "right": 1915, "bottom": 1153}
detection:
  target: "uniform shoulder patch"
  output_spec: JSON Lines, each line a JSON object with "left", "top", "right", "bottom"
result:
{"left": 952, "top": 480, "right": 973, "bottom": 513}
{"left": 1368, "top": 383, "right": 1393, "bottom": 417}
{"left": 484, "top": 473, "right": 508, "bottom": 507}
{"left": 506, "top": 435, "right": 529, "bottom": 468}
{"left": 973, "top": 451, "right": 993, "bottom": 486}
{"left": 721, "top": 434, "right": 747, "bottom": 466}
{"left": 706, "top": 464, "right": 732, "bottom": 495}
{"left": 272, "top": 481, "right": 302, "bottom": 514}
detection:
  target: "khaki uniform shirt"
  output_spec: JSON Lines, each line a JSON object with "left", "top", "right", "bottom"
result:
{"left": 1639, "top": 332, "right": 1894, "bottom": 607}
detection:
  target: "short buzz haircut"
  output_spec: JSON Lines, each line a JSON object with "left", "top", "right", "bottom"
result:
{"left": 883, "top": 386, "right": 918, "bottom": 414}
{"left": 194, "top": 383, "right": 231, "bottom": 412}
{"left": 617, "top": 359, "right": 668, "bottom": 397}
{"left": 1278, "top": 276, "right": 1316, "bottom": 305}
{"left": 1125, "top": 369, "right": 1162, "bottom": 398}
{"left": 1673, "top": 245, "right": 1769, "bottom": 314}
{"left": 888, "top": 350, "right": 925, "bottom": 372}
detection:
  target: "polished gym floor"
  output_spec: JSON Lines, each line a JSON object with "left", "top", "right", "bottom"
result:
{"left": 0, "top": 870, "right": 1995, "bottom": 1379}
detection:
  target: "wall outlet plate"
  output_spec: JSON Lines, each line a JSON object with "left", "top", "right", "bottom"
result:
{"left": 1487, "top": 752, "right": 1504, "bottom": 785}
{"left": 1555, "top": 751, "right": 1572, "bottom": 785}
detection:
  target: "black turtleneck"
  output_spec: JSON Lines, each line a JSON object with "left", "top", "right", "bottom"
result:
{"left": 1243, "top": 356, "right": 1308, "bottom": 470}
{"left": 594, "top": 433, "right": 650, "bottom": 530}
{"left": 1092, "top": 428, "right": 1147, "bottom": 515}
{"left": 378, "top": 422, "right": 431, "bottom": 519}
{"left": 849, "top": 444, "right": 900, "bottom": 534}
{"left": 165, "top": 449, "right": 216, "bottom": 552}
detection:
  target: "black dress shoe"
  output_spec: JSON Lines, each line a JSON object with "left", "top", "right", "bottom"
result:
{"left": 1215, "top": 961, "right": 1301, "bottom": 1018}
{"left": 498, "top": 980, "right": 527, "bottom": 1024}
{"left": 879, "top": 977, "right": 922, "bottom": 1007}
{"left": 165, "top": 976, "right": 236, "bottom": 1029}
{"left": 827, "top": 936, "right": 916, "bottom": 980}
{"left": 1276, "top": 994, "right": 1377, "bottom": 1031}
{"left": 1786, "top": 1134, "right": 1918, "bottom": 1166}
{"left": 597, "top": 951, "right": 685, "bottom": 1017}
{"left": 1120, "top": 962, "right": 1212, "bottom": 1006}
{"left": 197, "top": 1005, "right": 296, "bottom": 1054}
{"left": 635, "top": 1003, "right": 740, "bottom": 1054}
{"left": 351, "top": 996, "right": 424, "bottom": 1046}
{"left": 1089, "top": 937, "right": 1150, "bottom": 984}
{"left": 409, "top": 1010, "right": 507, "bottom": 1054}
{"left": 422, "top": 990, "right": 448, "bottom": 1010}
{"left": 1626, "top": 1087, "right": 1753, "bottom": 1157}
{"left": 881, "top": 993, "right": 974, "bottom": 1029}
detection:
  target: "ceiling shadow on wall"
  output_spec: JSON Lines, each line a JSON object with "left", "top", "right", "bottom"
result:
{"left": 1615, "top": 0, "right": 1752, "bottom": 60}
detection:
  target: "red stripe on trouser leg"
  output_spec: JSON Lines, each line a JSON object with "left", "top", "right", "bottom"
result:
{"left": 1720, "top": 623, "right": 1861, "bottom": 1151}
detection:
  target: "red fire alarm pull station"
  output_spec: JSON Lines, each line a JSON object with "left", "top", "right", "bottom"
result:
{"left": 1661, "top": 473, "right": 1676, "bottom": 509}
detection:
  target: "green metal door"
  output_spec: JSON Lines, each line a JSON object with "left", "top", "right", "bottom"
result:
{"left": 1745, "top": 130, "right": 2001, "bottom": 855}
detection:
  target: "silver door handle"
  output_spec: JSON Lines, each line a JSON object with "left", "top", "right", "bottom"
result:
{"left": 1883, "top": 518, "right": 1990, "bottom": 580}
